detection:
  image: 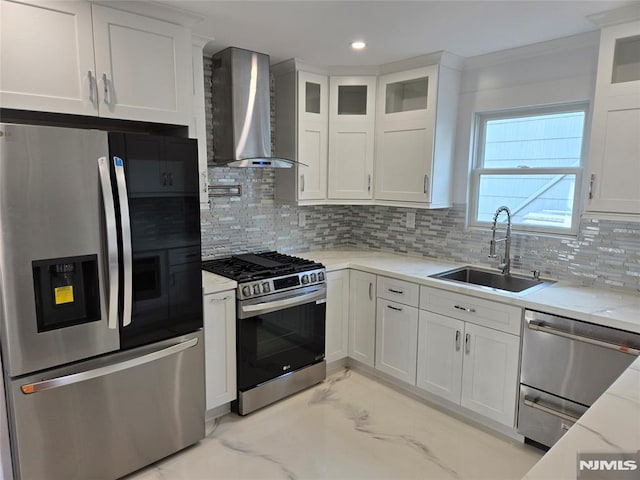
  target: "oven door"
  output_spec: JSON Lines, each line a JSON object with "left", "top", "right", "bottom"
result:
{"left": 236, "top": 284, "right": 326, "bottom": 391}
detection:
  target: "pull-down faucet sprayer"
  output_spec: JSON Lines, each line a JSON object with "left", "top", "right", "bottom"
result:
{"left": 489, "top": 206, "right": 512, "bottom": 276}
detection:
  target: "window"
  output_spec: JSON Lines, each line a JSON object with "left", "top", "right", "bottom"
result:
{"left": 469, "top": 103, "right": 588, "bottom": 235}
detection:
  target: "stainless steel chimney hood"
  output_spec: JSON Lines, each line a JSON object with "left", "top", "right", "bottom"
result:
{"left": 211, "top": 47, "right": 301, "bottom": 168}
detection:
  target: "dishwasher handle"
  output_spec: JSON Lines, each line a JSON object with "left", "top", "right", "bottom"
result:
{"left": 523, "top": 397, "right": 581, "bottom": 423}
{"left": 527, "top": 320, "right": 640, "bottom": 356}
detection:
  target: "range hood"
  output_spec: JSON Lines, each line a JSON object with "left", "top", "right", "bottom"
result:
{"left": 211, "top": 47, "right": 300, "bottom": 168}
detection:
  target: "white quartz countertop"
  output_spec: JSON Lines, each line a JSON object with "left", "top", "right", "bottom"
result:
{"left": 298, "top": 248, "right": 640, "bottom": 480}
{"left": 202, "top": 271, "right": 236, "bottom": 295}
{"left": 298, "top": 248, "right": 640, "bottom": 334}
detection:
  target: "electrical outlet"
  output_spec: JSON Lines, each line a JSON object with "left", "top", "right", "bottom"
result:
{"left": 406, "top": 211, "right": 416, "bottom": 229}
{"left": 298, "top": 212, "right": 306, "bottom": 227}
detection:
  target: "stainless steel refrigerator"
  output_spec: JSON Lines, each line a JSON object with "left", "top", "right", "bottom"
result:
{"left": 0, "top": 123, "right": 205, "bottom": 480}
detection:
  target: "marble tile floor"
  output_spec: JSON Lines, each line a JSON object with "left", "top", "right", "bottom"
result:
{"left": 126, "top": 369, "right": 543, "bottom": 480}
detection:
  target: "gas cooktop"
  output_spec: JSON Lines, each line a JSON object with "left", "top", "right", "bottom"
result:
{"left": 202, "top": 251, "right": 323, "bottom": 282}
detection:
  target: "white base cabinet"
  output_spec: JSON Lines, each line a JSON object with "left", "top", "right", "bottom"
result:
{"left": 348, "top": 271, "right": 377, "bottom": 367}
{"left": 325, "top": 270, "right": 350, "bottom": 363}
{"left": 203, "top": 290, "right": 236, "bottom": 411}
{"left": 375, "top": 299, "right": 419, "bottom": 384}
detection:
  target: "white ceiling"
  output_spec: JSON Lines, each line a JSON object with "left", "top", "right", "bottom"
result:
{"left": 163, "top": 0, "right": 637, "bottom": 66}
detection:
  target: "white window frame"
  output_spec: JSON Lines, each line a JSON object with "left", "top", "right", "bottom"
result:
{"left": 468, "top": 102, "right": 589, "bottom": 236}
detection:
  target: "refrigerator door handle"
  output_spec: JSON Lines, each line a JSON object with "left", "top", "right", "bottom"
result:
{"left": 98, "top": 157, "right": 119, "bottom": 330}
{"left": 113, "top": 156, "right": 133, "bottom": 327}
{"left": 20, "top": 337, "right": 199, "bottom": 394}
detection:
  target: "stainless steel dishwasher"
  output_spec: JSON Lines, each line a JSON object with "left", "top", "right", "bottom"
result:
{"left": 518, "top": 309, "right": 640, "bottom": 449}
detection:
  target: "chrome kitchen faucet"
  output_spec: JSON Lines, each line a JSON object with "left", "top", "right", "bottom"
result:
{"left": 489, "top": 206, "right": 512, "bottom": 275}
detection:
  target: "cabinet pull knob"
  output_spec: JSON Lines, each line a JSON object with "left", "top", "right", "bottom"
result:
{"left": 387, "top": 304, "right": 403, "bottom": 312}
{"left": 88, "top": 71, "right": 95, "bottom": 105}
{"left": 589, "top": 173, "right": 595, "bottom": 200}
{"left": 369, "top": 282, "right": 373, "bottom": 301}
{"left": 102, "top": 73, "right": 111, "bottom": 106}
{"left": 388, "top": 288, "right": 404, "bottom": 295}
{"left": 465, "top": 333, "right": 471, "bottom": 354}
{"left": 423, "top": 174, "right": 429, "bottom": 195}
{"left": 455, "top": 330, "right": 461, "bottom": 351}
{"left": 454, "top": 305, "right": 476, "bottom": 313}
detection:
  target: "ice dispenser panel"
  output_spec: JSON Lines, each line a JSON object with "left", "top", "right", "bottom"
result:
{"left": 32, "top": 254, "right": 100, "bottom": 332}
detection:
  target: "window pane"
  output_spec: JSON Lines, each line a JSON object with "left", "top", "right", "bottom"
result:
{"left": 476, "top": 173, "right": 576, "bottom": 229}
{"left": 483, "top": 111, "right": 585, "bottom": 169}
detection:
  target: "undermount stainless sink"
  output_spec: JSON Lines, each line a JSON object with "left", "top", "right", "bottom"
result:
{"left": 430, "top": 266, "right": 554, "bottom": 293}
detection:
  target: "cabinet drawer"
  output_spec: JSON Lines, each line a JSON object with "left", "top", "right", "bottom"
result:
{"left": 377, "top": 276, "right": 419, "bottom": 307}
{"left": 420, "top": 286, "right": 522, "bottom": 335}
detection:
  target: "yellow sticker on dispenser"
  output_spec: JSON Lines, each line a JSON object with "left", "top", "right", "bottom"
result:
{"left": 54, "top": 285, "right": 74, "bottom": 305}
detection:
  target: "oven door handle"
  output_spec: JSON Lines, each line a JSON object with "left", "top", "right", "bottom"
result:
{"left": 239, "top": 288, "right": 326, "bottom": 318}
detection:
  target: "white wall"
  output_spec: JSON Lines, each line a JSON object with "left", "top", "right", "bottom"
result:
{"left": 452, "top": 31, "right": 600, "bottom": 203}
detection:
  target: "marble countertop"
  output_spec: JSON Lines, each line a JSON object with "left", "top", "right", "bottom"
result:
{"left": 298, "top": 248, "right": 640, "bottom": 334}
{"left": 202, "top": 271, "right": 236, "bottom": 295}
{"left": 297, "top": 248, "right": 640, "bottom": 480}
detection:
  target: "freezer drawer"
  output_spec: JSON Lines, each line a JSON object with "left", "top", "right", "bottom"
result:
{"left": 517, "top": 384, "right": 588, "bottom": 448}
{"left": 7, "top": 331, "right": 205, "bottom": 480}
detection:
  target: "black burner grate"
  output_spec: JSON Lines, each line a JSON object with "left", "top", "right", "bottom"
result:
{"left": 202, "top": 251, "right": 323, "bottom": 282}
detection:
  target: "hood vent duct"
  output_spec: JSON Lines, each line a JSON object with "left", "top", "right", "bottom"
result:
{"left": 210, "top": 47, "right": 301, "bottom": 168}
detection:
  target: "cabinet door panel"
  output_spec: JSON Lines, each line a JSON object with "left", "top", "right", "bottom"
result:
{"left": 92, "top": 5, "right": 190, "bottom": 124}
{"left": 299, "top": 128, "right": 326, "bottom": 199}
{"left": 325, "top": 270, "right": 350, "bottom": 363}
{"left": 0, "top": 0, "right": 96, "bottom": 115}
{"left": 376, "top": 128, "right": 430, "bottom": 202}
{"left": 416, "top": 311, "right": 463, "bottom": 403}
{"left": 348, "top": 271, "right": 376, "bottom": 367}
{"left": 460, "top": 323, "right": 519, "bottom": 427}
{"left": 328, "top": 131, "right": 372, "bottom": 198}
{"left": 203, "top": 291, "right": 236, "bottom": 410}
{"left": 375, "top": 300, "right": 418, "bottom": 384}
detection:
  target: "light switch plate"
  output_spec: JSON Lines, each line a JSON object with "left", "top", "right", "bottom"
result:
{"left": 406, "top": 211, "right": 416, "bottom": 229}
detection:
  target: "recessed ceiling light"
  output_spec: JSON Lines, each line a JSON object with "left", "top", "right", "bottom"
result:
{"left": 351, "top": 41, "right": 366, "bottom": 50}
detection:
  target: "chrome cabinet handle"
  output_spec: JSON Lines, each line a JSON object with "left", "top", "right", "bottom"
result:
{"left": 523, "top": 397, "right": 580, "bottom": 423}
{"left": 102, "top": 73, "right": 111, "bottom": 106}
{"left": 208, "top": 296, "right": 231, "bottom": 303}
{"left": 527, "top": 320, "right": 640, "bottom": 356}
{"left": 300, "top": 174, "right": 305, "bottom": 192}
{"left": 367, "top": 174, "right": 371, "bottom": 193}
{"left": 454, "top": 305, "right": 476, "bottom": 313}
{"left": 423, "top": 174, "right": 429, "bottom": 195}
{"left": 588, "top": 173, "right": 595, "bottom": 199}
{"left": 465, "top": 333, "right": 471, "bottom": 354}
{"left": 88, "top": 71, "right": 95, "bottom": 105}
{"left": 98, "top": 157, "right": 118, "bottom": 330}
{"left": 369, "top": 282, "right": 373, "bottom": 301}
{"left": 455, "top": 330, "right": 461, "bottom": 351}
{"left": 387, "top": 304, "right": 403, "bottom": 312}
{"left": 388, "top": 288, "right": 404, "bottom": 295}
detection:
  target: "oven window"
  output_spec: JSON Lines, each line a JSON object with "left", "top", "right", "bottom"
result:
{"left": 237, "top": 302, "right": 326, "bottom": 390}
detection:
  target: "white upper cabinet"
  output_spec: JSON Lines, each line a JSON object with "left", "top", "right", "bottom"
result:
{"left": 375, "top": 62, "right": 460, "bottom": 207}
{"left": 0, "top": 1, "right": 192, "bottom": 126}
{"left": 274, "top": 63, "right": 328, "bottom": 204}
{"left": 91, "top": 5, "right": 191, "bottom": 125}
{"left": 587, "top": 20, "right": 640, "bottom": 215}
{"left": 328, "top": 76, "right": 376, "bottom": 200}
{"left": 0, "top": 1, "right": 97, "bottom": 116}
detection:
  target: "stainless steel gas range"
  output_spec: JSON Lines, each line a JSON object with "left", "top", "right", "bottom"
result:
{"left": 202, "top": 252, "right": 327, "bottom": 415}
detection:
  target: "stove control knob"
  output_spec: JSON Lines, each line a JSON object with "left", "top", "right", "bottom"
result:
{"left": 253, "top": 284, "right": 261, "bottom": 295}
{"left": 242, "top": 286, "right": 251, "bottom": 297}
{"left": 318, "top": 271, "right": 325, "bottom": 282}
{"left": 301, "top": 274, "right": 309, "bottom": 285}
{"left": 310, "top": 273, "right": 317, "bottom": 282}
{"left": 262, "top": 282, "right": 270, "bottom": 293}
